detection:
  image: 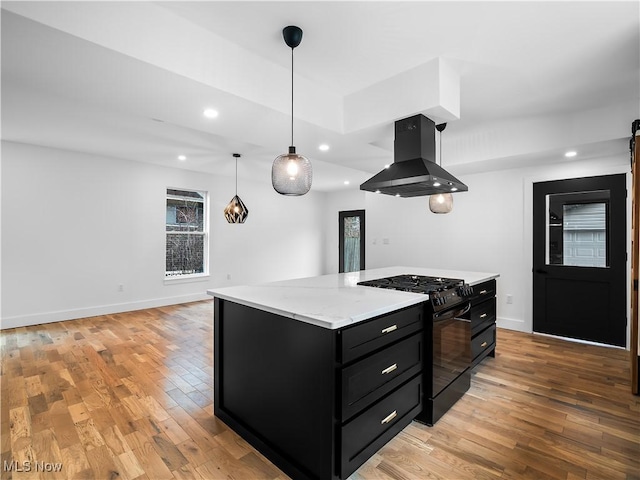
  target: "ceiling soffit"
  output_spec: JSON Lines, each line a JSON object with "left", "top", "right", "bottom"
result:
{"left": 1, "top": 2, "right": 638, "bottom": 188}
{"left": 2, "top": 1, "right": 460, "bottom": 135}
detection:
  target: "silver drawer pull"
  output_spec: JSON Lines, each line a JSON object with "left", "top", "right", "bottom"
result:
{"left": 480, "top": 313, "right": 487, "bottom": 318}
{"left": 479, "top": 290, "right": 488, "bottom": 294}
{"left": 381, "top": 363, "right": 398, "bottom": 375}
{"left": 481, "top": 341, "right": 488, "bottom": 348}
{"left": 381, "top": 325, "right": 397, "bottom": 334}
{"left": 381, "top": 410, "right": 397, "bottom": 425}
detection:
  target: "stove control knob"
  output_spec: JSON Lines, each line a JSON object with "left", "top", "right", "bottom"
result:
{"left": 457, "top": 285, "right": 473, "bottom": 297}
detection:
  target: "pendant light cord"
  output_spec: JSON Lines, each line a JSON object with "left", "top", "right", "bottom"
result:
{"left": 291, "top": 47, "right": 294, "bottom": 146}
{"left": 235, "top": 156, "right": 238, "bottom": 195}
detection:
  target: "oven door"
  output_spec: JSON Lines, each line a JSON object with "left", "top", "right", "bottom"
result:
{"left": 431, "top": 302, "right": 471, "bottom": 398}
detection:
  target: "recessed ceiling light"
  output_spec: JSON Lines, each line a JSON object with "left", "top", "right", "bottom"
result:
{"left": 395, "top": 193, "right": 401, "bottom": 197}
{"left": 319, "top": 144, "right": 330, "bottom": 151}
{"left": 384, "top": 164, "right": 390, "bottom": 169}
{"left": 203, "top": 108, "right": 219, "bottom": 119}
{"left": 451, "top": 187, "right": 458, "bottom": 192}
{"left": 564, "top": 150, "right": 577, "bottom": 158}
{"left": 433, "top": 182, "right": 441, "bottom": 187}
{"left": 344, "top": 180, "right": 350, "bottom": 185}
{"left": 178, "top": 155, "right": 187, "bottom": 161}
{"left": 375, "top": 190, "right": 381, "bottom": 194}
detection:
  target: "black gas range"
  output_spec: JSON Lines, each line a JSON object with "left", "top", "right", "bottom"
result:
{"left": 357, "top": 274, "right": 473, "bottom": 312}
{"left": 357, "top": 273, "right": 473, "bottom": 425}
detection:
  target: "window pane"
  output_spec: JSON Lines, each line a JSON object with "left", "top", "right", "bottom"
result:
{"left": 547, "top": 190, "right": 609, "bottom": 267}
{"left": 343, "top": 216, "right": 361, "bottom": 273}
{"left": 166, "top": 190, "right": 205, "bottom": 232}
{"left": 166, "top": 234, "right": 205, "bottom": 276}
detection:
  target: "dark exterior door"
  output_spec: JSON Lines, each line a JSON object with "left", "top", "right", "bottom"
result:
{"left": 533, "top": 174, "right": 627, "bottom": 347}
{"left": 339, "top": 210, "right": 365, "bottom": 273}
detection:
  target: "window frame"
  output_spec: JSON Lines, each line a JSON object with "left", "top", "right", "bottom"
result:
{"left": 338, "top": 209, "right": 366, "bottom": 273}
{"left": 164, "top": 187, "right": 209, "bottom": 282}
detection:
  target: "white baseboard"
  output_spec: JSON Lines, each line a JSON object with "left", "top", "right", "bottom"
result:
{"left": 496, "top": 316, "right": 528, "bottom": 333}
{"left": 533, "top": 331, "right": 627, "bottom": 350}
{"left": 0, "top": 292, "right": 211, "bottom": 329}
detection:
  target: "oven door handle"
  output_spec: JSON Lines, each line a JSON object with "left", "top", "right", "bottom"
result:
{"left": 433, "top": 302, "right": 471, "bottom": 322}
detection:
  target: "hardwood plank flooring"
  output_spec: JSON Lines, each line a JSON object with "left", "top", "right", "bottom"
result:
{"left": 1, "top": 301, "right": 638, "bottom": 479}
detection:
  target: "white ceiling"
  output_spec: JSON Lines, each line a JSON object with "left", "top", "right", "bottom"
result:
{"left": 1, "top": 1, "right": 639, "bottom": 192}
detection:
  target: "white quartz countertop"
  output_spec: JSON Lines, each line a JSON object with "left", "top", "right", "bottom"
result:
{"left": 207, "top": 266, "right": 499, "bottom": 330}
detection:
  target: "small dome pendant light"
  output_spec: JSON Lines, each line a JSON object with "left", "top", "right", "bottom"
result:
{"left": 224, "top": 153, "right": 249, "bottom": 223}
{"left": 429, "top": 123, "right": 454, "bottom": 214}
{"left": 272, "top": 25, "right": 312, "bottom": 196}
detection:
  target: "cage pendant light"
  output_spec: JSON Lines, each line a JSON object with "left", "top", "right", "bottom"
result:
{"left": 224, "top": 153, "right": 249, "bottom": 223}
{"left": 271, "top": 25, "right": 312, "bottom": 196}
{"left": 429, "top": 123, "right": 454, "bottom": 214}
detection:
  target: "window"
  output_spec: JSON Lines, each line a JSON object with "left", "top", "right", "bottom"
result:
{"left": 339, "top": 210, "right": 365, "bottom": 273}
{"left": 166, "top": 188, "right": 208, "bottom": 277}
{"left": 546, "top": 190, "right": 609, "bottom": 268}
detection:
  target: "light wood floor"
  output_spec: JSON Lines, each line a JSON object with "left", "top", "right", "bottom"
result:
{"left": 1, "top": 301, "right": 639, "bottom": 480}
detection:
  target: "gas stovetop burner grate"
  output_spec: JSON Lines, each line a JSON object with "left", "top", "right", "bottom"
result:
{"left": 357, "top": 274, "right": 464, "bottom": 294}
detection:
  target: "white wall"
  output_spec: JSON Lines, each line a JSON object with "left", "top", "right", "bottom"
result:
{"left": 3, "top": 139, "right": 630, "bottom": 337}
{"left": 324, "top": 154, "right": 630, "bottom": 336}
{"left": 1, "top": 141, "right": 325, "bottom": 328}
{"left": 364, "top": 167, "right": 529, "bottom": 332}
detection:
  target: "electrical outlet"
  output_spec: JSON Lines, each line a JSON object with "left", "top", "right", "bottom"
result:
{"left": 506, "top": 294, "right": 513, "bottom": 304}
{"left": 383, "top": 238, "right": 390, "bottom": 245}
{"left": 118, "top": 284, "right": 124, "bottom": 292}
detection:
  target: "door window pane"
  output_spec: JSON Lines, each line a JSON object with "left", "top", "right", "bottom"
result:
{"left": 343, "top": 216, "right": 361, "bottom": 273}
{"left": 547, "top": 190, "right": 609, "bottom": 267}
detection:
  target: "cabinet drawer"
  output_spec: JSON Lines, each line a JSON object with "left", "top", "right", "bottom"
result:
{"left": 469, "top": 279, "right": 496, "bottom": 306}
{"left": 341, "top": 305, "right": 424, "bottom": 363}
{"left": 469, "top": 297, "right": 496, "bottom": 335}
{"left": 341, "top": 333, "right": 422, "bottom": 421}
{"left": 341, "top": 375, "right": 422, "bottom": 479}
{"left": 472, "top": 324, "right": 496, "bottom": 360}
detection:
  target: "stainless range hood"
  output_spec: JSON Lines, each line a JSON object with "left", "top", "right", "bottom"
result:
{"left": 360, "top": 114, "right": 468, "bottom": 197}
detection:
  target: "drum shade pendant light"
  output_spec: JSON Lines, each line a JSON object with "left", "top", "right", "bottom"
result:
{"left": 224, "top": 153, "right": 249, "bottom": 223}
{"left": 272, "top": 26, "right": 312, "bottom": 196}
{"left": 429, "top": 123, "right": 454, "bottom": 214}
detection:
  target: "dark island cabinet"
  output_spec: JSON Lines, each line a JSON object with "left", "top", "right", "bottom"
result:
{"left": 465, "top": 279, "right": 497, "bottom": 367}
{"left": 213, "top": 298, "right": 425, "bottom": 480}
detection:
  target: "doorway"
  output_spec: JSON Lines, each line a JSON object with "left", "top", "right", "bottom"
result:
{"left": 339, "top": 210, "right": 365, "bottom": 273}
{"left": 533, "top": 174, "right": 627, "bottom": 346}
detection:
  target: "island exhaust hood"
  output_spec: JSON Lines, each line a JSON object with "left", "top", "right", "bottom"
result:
{"left": 360, "top": 114, "right": 468, "bottom": 197}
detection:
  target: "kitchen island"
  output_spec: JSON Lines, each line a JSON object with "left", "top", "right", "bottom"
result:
{"left": 207, "top": 267, "right": 499, "bottom": 480}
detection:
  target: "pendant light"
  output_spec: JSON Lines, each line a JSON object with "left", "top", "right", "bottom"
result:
{"left": 224, "top": 153, "right": 249, "bottom": 223}
{"left": 429, "top": 123, "right": 454, "bottom": 214}
{"left": 271, "top": 25, "right": 312, "bottom": 196}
